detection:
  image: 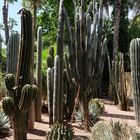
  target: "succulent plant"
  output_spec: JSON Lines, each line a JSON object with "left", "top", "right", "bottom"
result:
{"left": 0, "top": 112, "right": 11, "bottom": 139}
{"left": 35, "top": 26, "right": 42, "bottom": 121}
{"left": 6, "top": 31, "right": 19, "bottom": 74}
{"left": 64, "top": 0, "right": 107, "bottom": 130}
{"left": 90, "top": 120, "right": 137, "bottom": 140}
{"left": 47, "top": 122, "right": 74, "bottom": 140}
{"left": 130, "top": 38, "right": 140, "bottom": 126}
{"left": 2, "top": 9, "right": 37, "bottom": 140}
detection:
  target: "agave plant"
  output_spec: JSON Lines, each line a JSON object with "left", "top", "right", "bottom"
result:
{"left": 75, "top": 99, "right": 104, "bottom": 127}
{"left": 0, "top": 112, "right": 11, "bottom": 139}
{"left": 90, "top": 120, "right": 137, "bottom": 140}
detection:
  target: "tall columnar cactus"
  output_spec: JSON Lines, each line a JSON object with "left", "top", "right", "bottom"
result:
{"left": 64, "top": 0, "right": 107, "bottom": 130}
{"left": 35, "top": 26, "right": 42, "bottom": 121}
{"left": 2, "top": 9, "right": 37, "bottom": 140}
{"left": 130, "top": 38, "right": 140, "bottom": 126}
{"left": 47, "top": 55, "right": 60, "bottom": 125}
{"left": 6, "top": 31, "right": 19, "bottom": 74}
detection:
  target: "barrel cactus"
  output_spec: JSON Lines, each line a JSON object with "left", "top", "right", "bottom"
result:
{"left": 130, "top": 38, "right": 140, "bottom": 126}
{"left": 47, "top": 122, "right": 74, "bottom": 140}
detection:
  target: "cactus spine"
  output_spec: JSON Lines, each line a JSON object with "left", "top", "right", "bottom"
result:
{"left": 35, "top": 26, "right": 42, "bottom": 121}
{"left": 2, "top": 9, "right": 37, "bottom": 140}
{"left": 6, "top": 31, "right": 19, "bottom": 74}
{"left": 130, "top": 38, "right": 140, "bottom": 126}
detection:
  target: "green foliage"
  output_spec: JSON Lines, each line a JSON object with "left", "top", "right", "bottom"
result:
{"left": 90, "top": 120, "right": 137, "bottom": 140}
{"left": 47, "top": 122, "right": 74, "bottom": 140}
{"left": 129, "top": 16, "right": 140, "bottom": 39}
{"left": 37, "top": 1, "right": 58, "bottom": 46}
{"left": 0, "top": 112, "right": 11, "bottom": 139}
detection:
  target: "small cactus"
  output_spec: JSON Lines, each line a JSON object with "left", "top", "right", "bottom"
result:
{"left": 47, "top": 122, "right": 74, "bottom": 140}
{"left": 2, "top": 97, "right": 15, "bottom": 118}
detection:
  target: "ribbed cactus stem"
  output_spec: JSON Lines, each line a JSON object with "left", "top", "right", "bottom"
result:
{"left": 47, "top": 68, "right": 53, "bottom": 126}
{"left": 7, "top": 31, "right": 19, "bottom": 74}
{"left": 2, "top": 9, "right": 35, "bottom": 140}
{"left": 56, "top": 0, "right": 64, "bottom": 121}
{"left": 53, "top": 55, "right": 60, "bottom": 123}
{"left": 35, "top": 26, "right": 42, "bottom": 121}
{"left": 130, "top": 38, "right": 140, "bottom": 126}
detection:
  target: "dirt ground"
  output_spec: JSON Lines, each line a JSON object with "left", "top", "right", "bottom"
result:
{"left": 5, "top": 98, "right": 140, "bottom": 140}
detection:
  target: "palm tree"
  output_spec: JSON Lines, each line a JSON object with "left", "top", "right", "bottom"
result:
{"left": 2, "top": 0, "right": 17, "bottom": 45}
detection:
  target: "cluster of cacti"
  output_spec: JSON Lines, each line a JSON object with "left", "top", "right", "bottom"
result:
{"left": 108, "top": 53, "right": 128, "bottom": 110}
{"left": 46, "top": 0, "right": 64, "bottom": 127}
{"left": 35, "top": 26, "right": 42, "bottom": 121}
{"left": 64, "top": 0, "right": 107, "bottom": 130}
{"left": 6, "top": 31, "right": 19, "bottom": 74}
{"left": 47, "top": 55, "right": 60, "bottom": 126}
{"left": 130, "top": 38, "right": 140, "bottom": 126}
{"left": 47, "top": 122, "right": 74, "bottom": 140}
{"left": 90, "top": 120, "right": 137, "bottom": 140}
{"left": 1, "top": 9, "right": 37, "bottom": 140}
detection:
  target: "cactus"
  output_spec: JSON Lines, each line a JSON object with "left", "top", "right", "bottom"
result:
{"left": 2, "top": 97, "right": 15, "bottom": 117}
{"left": 63, "top": 0, "right": 107, "bottom": 131}
{"left": 47, "top": 68, "right": 53, "bottom": 126}
{"left": 6, "top": 31, "right": 19, "bottom": 74}
{"left": 19, "top": 84, "right": 37, "bottom": 113}
{"left": 35, "top": 26, "right": 42, "bottom": 121}
{"left": 53, "top": 55, "right": 60, "bottom": 123}
{"left": 56, "top": 0, "right": 64, "bottom": 122}
{"left": 47, "top": 47, "right": 54, "bottom": 68}
{"left": 130, "top": 38, "right": 140, "bottom": 126}
{"left": 47, "top": 122, "right": 74, "bottom": 140}
{"left": 46, "top": 0, "right": 64, "bottom": 125}
{"left": 2, "top": 9, "right": 37, "bottom": 140}
{"left": 90, "top": 120, "right": 137, "bottom": 140}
